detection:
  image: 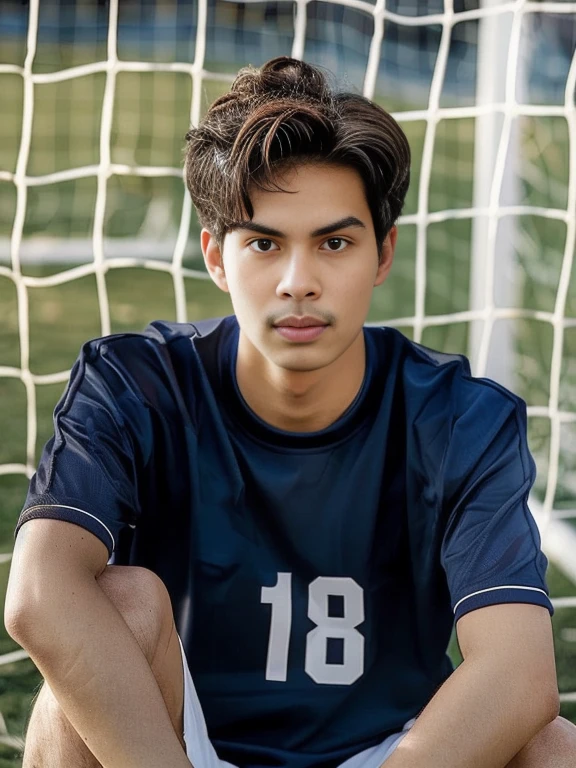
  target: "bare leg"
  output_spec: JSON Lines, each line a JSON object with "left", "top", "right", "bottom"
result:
{"left": 22, "top": 566, "right": 185, "bottom": 768}
{"left": 506, "top": 716, "right": 576, "bottom": 767}
{"left": 23, "top": 681, "right": 101, "bottom": 768}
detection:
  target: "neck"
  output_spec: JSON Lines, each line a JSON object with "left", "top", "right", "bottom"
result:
{"left": 235, "top": 330, "right": 366, "bottom": 433}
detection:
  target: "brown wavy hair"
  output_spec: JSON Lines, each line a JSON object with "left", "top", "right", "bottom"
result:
{"left": 184, "top": 57, "right": 410, "bottom": 259}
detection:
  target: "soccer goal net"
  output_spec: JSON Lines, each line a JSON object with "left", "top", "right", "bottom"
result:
{"left": 0, "top": 0, "right": 575, "bottom": 746}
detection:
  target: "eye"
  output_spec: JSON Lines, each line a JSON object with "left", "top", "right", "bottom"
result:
{"left": 249, "top": 239, "right": 279, "bottom": 253}
{"left": 321, "top": 237, "right": 349, "bottom": 252}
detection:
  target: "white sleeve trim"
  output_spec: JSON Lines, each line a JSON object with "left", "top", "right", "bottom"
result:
{"left": 22, "top": 504, "right": 116, "bottom": 552}
{"left": 453, "top": 585, "right": 550, "bottom": 614}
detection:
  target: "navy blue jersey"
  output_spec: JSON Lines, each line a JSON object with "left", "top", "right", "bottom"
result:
{"left": 16, "top": 316, "right": 552, "bottom": 768}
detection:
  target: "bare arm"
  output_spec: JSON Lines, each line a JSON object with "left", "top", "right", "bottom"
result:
{"left": 4, "top": 519, "right": 192, "bottom": 768}
{"left": 381, "top": 604, "right": 559, "bottom": 768}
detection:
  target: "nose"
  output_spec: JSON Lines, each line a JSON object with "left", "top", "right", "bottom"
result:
{"left": 275, "top": 250, "right": 322, "bottom": 301}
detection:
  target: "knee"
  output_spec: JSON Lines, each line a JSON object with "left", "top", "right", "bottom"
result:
{"left": 96, "top": 566, "right": 174, "bottom": 665}
{"left": 533, "top": 716, "right": 576, "bottom": 753}
{"left": 511, "top": 716, "right": 576, "bottom": 766}
{"left": 545, "top": 716, "right": 576, "bottom": 754}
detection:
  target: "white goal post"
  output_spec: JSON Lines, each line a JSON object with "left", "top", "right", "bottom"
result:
{"left": 0, "top": 0, "right": 575, "bottom": 722}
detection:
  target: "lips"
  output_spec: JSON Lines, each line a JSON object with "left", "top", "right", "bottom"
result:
{"left": 274, "top": 316, "right": 328, "bottom": 329}
{"left": 273, "top": 317, "right": 328, "bottom": 343}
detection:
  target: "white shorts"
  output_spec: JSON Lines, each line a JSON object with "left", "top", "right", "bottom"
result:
{"left": 177, "top": 636, "right": 415, "bottom": 768}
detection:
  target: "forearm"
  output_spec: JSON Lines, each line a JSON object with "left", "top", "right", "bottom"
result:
{"left": 10, "top": 574, "right": 191, "bottom": 768}
{"left": 382, "top": 657, "right": 558, "bottom": 768}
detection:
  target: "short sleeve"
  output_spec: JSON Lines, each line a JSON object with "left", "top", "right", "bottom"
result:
{"left": 441, "top": 387, "right": 553, "bottom": 622}
{"left": 15, "top": 340, "right": 152, "bottom": 558}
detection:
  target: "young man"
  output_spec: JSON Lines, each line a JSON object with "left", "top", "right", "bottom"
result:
{"left": 4, "top": 57, "right": 576, "bottom": 768}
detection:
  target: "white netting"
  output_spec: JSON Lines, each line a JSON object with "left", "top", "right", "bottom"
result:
{"left": 0, "top": 0, "right": 575, "bottom": 741}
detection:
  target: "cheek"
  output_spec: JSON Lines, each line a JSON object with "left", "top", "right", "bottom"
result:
{"left": 226, "top": 266, "right": 266, "bottom": 313}
{"left": 335, "top": 263, "right": 377, "bottom": 303}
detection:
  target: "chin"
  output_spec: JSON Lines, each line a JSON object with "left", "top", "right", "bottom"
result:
{"left": 281, "top": 362, "right": 325, "bottom": 373}
{"left": 272, "top": 349, "right": 337, "bottom": 373}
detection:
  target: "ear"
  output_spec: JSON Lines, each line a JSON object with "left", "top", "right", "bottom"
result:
{"left": 201, "top": 229, "right": 229, "bottom": 293}
{"left": 374, "top": 226, "right": 397, "bottom": 287}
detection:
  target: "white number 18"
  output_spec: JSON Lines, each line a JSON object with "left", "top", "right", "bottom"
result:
{"left": 261, "top": 573, "right": 365, "bottom": 685}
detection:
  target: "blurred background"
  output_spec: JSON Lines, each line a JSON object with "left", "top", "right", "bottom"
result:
{"left": 1, "top": 0, "right": 575, "bottom": 764}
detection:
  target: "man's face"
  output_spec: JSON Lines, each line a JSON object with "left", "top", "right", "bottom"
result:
{"left": 202, "top": 162, "right": 395, "bottom": 374}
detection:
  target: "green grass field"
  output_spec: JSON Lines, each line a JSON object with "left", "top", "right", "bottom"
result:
{"left": 1, "top": 32, "right": 576, "bottom": 765}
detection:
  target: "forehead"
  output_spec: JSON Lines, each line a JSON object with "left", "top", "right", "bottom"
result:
{"left": 247, "top": 163, "right": 370, "bottom": 226}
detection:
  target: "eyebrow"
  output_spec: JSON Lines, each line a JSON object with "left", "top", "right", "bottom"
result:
{"left": 232, "top": 216, "right": 367, "bottom": 239}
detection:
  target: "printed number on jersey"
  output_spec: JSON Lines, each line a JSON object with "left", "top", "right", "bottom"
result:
{"left": 261, "top": 572, "right": 365, "bottom": 685}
